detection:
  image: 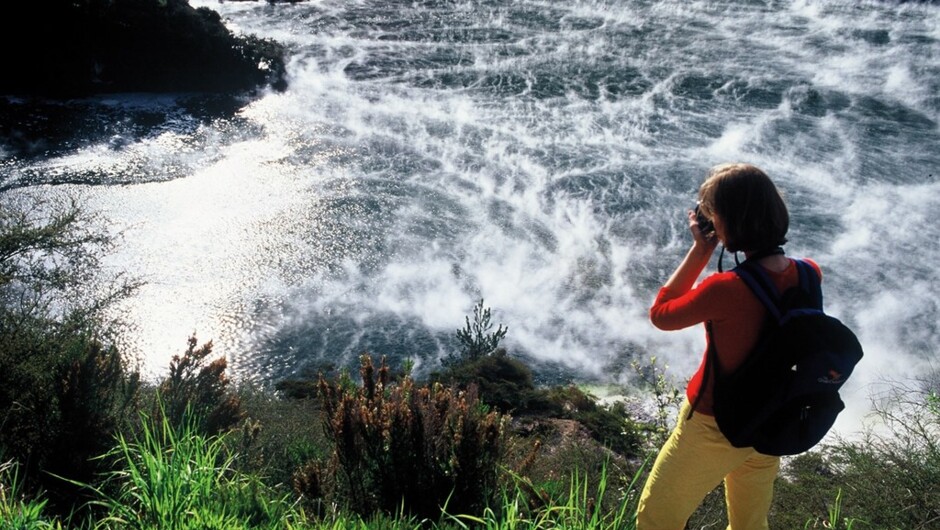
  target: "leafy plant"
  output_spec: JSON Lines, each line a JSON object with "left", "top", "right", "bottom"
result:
{"left": 630, "top": 357, "right": 682, "bottom": 447}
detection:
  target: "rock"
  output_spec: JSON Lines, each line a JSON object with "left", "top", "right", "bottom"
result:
{"left": 0, "top": 0, "right": 288, "bottom": 98}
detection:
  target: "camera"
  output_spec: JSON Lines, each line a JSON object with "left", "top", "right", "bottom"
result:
{"left": 694, "top": 204, "right": 714, "bottom": 235}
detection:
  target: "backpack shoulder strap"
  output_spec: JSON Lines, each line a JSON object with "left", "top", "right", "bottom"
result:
{"left": 793, "top": 259, "right": 823, "bottom": 309}
{"left": 735, "top": 258, "right": 825, "bottom": 323}
{"left": 733, "top": 261, "right": 783, "bottom": 320}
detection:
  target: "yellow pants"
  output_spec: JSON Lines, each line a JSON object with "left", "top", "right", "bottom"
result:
{"left": 636, "top": 400, "right": 780, "bottom": 530}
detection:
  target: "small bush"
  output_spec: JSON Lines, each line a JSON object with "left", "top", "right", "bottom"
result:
{"left": 435, "top": 348, "right": 537, "bottom": 413}
{"left": 445, "top": 298, "right": 508, "bottom": 365}
{"left": 629, "top": 357, "right": 683, "bottom": 448}
{"left": 0, "top": 196, "right": 140, "bottom": 514}
{"left": 157, "top": 335, "right": 243, "bottom": 436}
{"left": 0, "top": 316, "right": 139, "bottom": 513}
{"left": 772, "top": 378, "right": 939, "bottom": 529}
{"left": 231, "top": 383, "right": 327, "bottom": 489}
{"left": 295, "top": 353, "right": 509, "bottom": 521}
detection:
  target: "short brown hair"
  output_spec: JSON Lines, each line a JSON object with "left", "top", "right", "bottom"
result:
{"left": 698, "top": 163, "right": 789, "bottom": 253}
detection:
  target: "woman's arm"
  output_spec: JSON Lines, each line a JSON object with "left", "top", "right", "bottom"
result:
{"left": 649, "top": 210, "right": 720, "bottom": 330}
{"left": 658, "top": 209, "right": 718, "bottom": 300}
{"left": 659, "top": 241, "right": 713, "bottom": 299}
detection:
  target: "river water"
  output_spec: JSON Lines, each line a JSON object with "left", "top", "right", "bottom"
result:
{"left": 1, "top": 0, "right": 938, "bottom": 437}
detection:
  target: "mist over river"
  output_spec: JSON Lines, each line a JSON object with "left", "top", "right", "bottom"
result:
{"left": 2, "top": 0, "right": 938, "bottom": 439}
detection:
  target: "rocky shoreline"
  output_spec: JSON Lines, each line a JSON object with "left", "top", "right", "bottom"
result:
{"left": 0, "top": 0, "right": 288, "bottom": 98}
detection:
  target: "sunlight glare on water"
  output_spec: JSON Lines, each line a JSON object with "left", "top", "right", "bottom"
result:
{"left": 4, "top": 0, "right": 938, "bottom": 440}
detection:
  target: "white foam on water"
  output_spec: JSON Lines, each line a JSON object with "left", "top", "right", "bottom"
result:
{"left": 11, "top": 0, "right": 937, "bottom": 442}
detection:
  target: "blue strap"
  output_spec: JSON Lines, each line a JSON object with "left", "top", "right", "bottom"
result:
{"left": 793, "top": 259, "right": 823, "bottom": 309}
{"left": 733, "top": 261, "right": 783, "bottom": 320}
{"left": 733, "top": 258, "right": 823, "bottom": 321}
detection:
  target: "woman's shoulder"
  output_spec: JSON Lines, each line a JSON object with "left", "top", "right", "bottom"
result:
{"left": 700, "top": 270, "right": 749, "bottom": 290}
{"left": 792, "top": 257, "right": 823, "bottom": 281}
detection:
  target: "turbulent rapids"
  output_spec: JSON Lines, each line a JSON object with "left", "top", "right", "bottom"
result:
{"left": 1, "top": 0, "right": 937, "bottom": 437}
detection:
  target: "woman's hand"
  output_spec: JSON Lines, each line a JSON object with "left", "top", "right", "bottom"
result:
{"left": 657, "top": 210, "right": 719, "bottom": 298}
{"left": 687, "top": 209, "right": 719, "bottom": 254}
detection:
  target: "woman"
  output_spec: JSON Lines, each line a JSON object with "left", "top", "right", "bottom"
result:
{"left": 636, "top": 163, "right": 820, "bottom": 529}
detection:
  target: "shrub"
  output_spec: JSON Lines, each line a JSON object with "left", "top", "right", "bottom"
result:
{"left": 230, "top": 382, "right": 327, "bottom": 490}
{"left": 820, "top": 381, "right": 938, "bottom": 528}
{"left": 156, "top": 335, "right": 243, "bottom": 436}
{"left": 772, "top": 378, "right": 939, "bottom": 529}
{"left": 528, "top": 385, "right": 644, "bottom": 458}
{"left": 445, "top": 298, "right": 508, "bottom": 365}
{"left": 0, "top": 317, "right": 140, "bottom": 490}
{"left": 295, "top": 353, "right": 509, "bottom": 521}
{"left": 435, "top": 348, "right": 537, "bottom": 413}
{"left": 437, "top": 352, "right": 644, "bottom": 457}
{"left": 0, "top": 196, "right": 140, "bottom": 513}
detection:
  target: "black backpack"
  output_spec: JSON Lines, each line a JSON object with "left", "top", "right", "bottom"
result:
{"left": 701, "top": 258, "right": 864, "bottom": 456}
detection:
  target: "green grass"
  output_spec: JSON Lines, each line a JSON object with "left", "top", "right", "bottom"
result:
{"left": 0, "top": 459, "right": 62, "bottom": 530}
{"left": 0, "top": 427, "right": 909, "bottom": 530}
{"left": 444, "top": 458, "right": 647, "bottom": 530}
{"left": 5, "top": 376, "right": 935, "bottom": 529}
{"left": 2, "top": 418, "right": 648, "bottom": 530}
{"left": 72, "top": 405, "right": 300, "bottom": 530}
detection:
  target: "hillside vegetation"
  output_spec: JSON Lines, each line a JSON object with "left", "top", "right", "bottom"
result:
{"left": 2, "top": 3, "right": 937, "bottom": 527}
{"left": 1, "top": 196, "right": 938, "bottom": 529}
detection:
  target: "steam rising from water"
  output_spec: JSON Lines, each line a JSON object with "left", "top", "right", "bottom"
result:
{"left": 3, "top": 0, "right": 937, "bottom": 438}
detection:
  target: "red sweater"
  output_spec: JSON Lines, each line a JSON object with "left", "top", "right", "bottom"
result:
{"left": 649, "top": 258, "right": 821, "bottom": 416}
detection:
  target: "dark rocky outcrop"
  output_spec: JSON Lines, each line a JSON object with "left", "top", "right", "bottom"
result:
{"left": 221, "top": 0, "right": 306, "bottom": 3}
{"left": 0, "top": 0, "right": 288, "bottom": 98}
